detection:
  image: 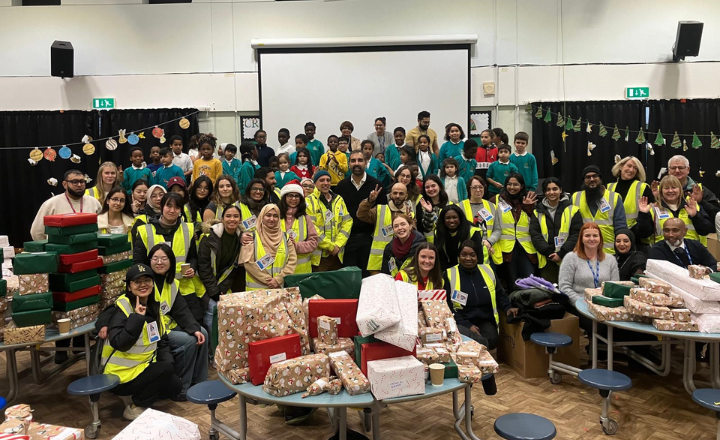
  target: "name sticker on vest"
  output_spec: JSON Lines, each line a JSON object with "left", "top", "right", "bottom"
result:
{"left": 338, "top": 207, "right": 344, "bottom": 216}
{"left": 381, "top": 225, "right": 394, "bottom": 237}
{"left": 256, "top": 254, "right": 275, "bottom": 271}
{"left": 287, "top": 230, "right": 298, "bottom": 241}
{"left": 242, "top": 216, "right": 257, "bottom": 231}
{"left": 388, "top": 258, "right": 397, "bottom": 273}
{"left": 658, "top": 210, "right": 670, "bottom": 219}
{"left": 554, "top": 236, "right": 565, "bottom": 248}
{"left": 478, "top": 208, "right": 494, "bottom": 222}
{"left": 599, "top": 198, "right": 611, "bottom": 213}
{"left": 499, "top": 201, "right": 511, "bottom": 213}
{"left": 160, "top": 301, "right": 170, "bottom": 315}
{"left": 324, "top": 210, "right": 333, "bottom": 224}
{"left": 451, "top": 289, "right": 469, "bottom": 306}
{"left": 147, "top": 321, "right": 161, "bottom": 343}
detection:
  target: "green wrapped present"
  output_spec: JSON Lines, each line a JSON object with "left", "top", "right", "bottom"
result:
{"left": 47, "top": 232, "right": 99, "bottom": 246}
{"left": 602, "top": 281, "right": 633, "bottom": 299}
{"left": 44, "top": 223, "right": 99, "bottom": 236}
{"left": 49, "top": 275, "right": 101, "bottom": 293}
{"left": 592, "top": 295, "right": 625, "bottom": 308}
{"left": 442, "top": 359, "right": 459, "bottom": 379}
{"left": 285, "top": 267, "right": 362, "bottom": 299}
{"left": 0, "top": 279, "right": 6, "bottom": 297}
{"left": 710, "top": 272, "right": 720, "bottom": 285}
{"left": 49, "top": 270, "right": 99, "bottom": 285}
{"left": 12, "top": 291, "right": 53, "bottom": 312}
{"left": 13, "top": 252, "right": 59, "bottom": 275}
{"left": 53, "top": 294, "right": 100, "bottom": 312}
{"left": 97, "top": 233, "right": 130, "bottom": 247}
{"left": 353, "top": 334, "right": 382, "bottom": 368}
{"left": 98, "top": 259, "right": 133, "bottom": 274}
{"left": 12, "top": 308, "right": 52, "bottom": 327}
{"left": 98, "top": 242, "right": 132, "bottom": 256}
{"left": 23, "top": 239, "right": 47, "bottom": 252}
{"left": 630, "top": 274, "right": 648, "bottom": 284}
{"left": 45, "top": 241, "right": 99, "bottom": 255}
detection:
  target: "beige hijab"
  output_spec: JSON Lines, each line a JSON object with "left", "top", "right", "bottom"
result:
{"left": 239, "top": 204, "right": 283, "bottom": 263}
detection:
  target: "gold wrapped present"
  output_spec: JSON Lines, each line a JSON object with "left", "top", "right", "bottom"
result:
{"left": 313, "top": 337, "right": 354, "bottom": 358}
{"left": 328, "top": 351, "right": 370, "bottom": 395}
{"left": 302, "top": 376, "right": 342, "bottom": 398}
{"left": 5, "top": 322, "right": 45, "bottom": 344}
{"left": 262, "top": 353, "right": 330, "bottom": 397}
{"left": 18, "top": 273, "right": 49, "bottom": 296}
{"left": 317, "top": 315, "right": 338, "bottom": 345}
{"left": 623, "top": 296, "right": 674, "bottom": 320}
{"left": 638, "top": 277, "right": 672, "bottom": 294}
{"left": 652, "top": 319, "right": 698, "bottom": 332}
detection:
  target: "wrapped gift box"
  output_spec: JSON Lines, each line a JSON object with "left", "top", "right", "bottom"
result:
{"left": 638, "top": 277, "right": 672, "bottom": 293}
{"left": 367, "top": 355, "right": 424, "bottom": 400}
{"left": 101, "top": 251, "right": 131, "bottom": 265}
{"left": 100, "top": 269, "right": 127, "bottom": 284}
{"left": 308, "top": 299, "right": 358, "bottom": 338}
{"left": 45, "top": 224, "right": 99, "bottom": 236}
{"left": 329, "top": 351, "right": 370, "bottom": 395}
{"left": 23, "top": 239, "right": 48, "bottom": 252}
{"left": 50, "top": 269, "right": 99, "bottom": 284}
{"left": 420, "top": 327, "right": 445, "bottom": 345}
{"left": 12, "top": 291, "right": 53, "bottom": 312}
{"left": 417, "top": 290, "right": 447, "bottom": 301}
{"left": 458, "top": 365, "right": 484, "bottom": 384}
{"left": 5, "top": 403, "right": 33, "bottom": 423}
{"left": 375, "top": 281, "right": 418, "bottom": 351}
{"left": 98, "top": 242, "right": 131, "bottom": 256}
{"left": 47, "top": 232, "right": 98, "bottom": 245}
{"left": 423, "top": 344, "right": 451, "bottom": 363}
{"left": 59, "top": 250, "right": 98, "bottom": 266}
{"left": 689, "top": 265, "right": 710, "bottom": 279}
{"left": 45, "top": 241, "right": 98, "bottom": 255}
{"left": 317, "top": 315, "right": 338, "bottom": 345}
{"left": 313, "top": 337, "right": 354, "bottom": 359}
{"left": 671, "top": 284, "right": 720, "bottom": 314}
{"left": 101, "top": 277, "right": 124, "bottom": 291}
{"left": 587, "top": 302, "right": 651, "bottom": 323}
{"left": 4, "top": 322, "right": 45, "bottom": 344}
{"left": 0, "top": 279, "right": 6, "bottom": 297}
{"left": 0, "top": 418, "right": 28, "bottom": 435}
{"left": 97, "top": 259, "right": 134, "bottom": 274}
{"left": 52, "top": 285, "right": 102, "bottom": 304}
{"left": 647, "top": 260, "right": 720, "bottom": 300}
{"left": 112, "top": 408, "right": 200, "bottom": 440}
{"left": 415, "top": 347, "right": 444, "bottom": 365}
{"left": 652, "top": 319, "right": 698, "bottom": 332}
{"left": 57, "top": 257, "right": 103, "bottom": 274}
{"left": 12, "top": 308, "right": 52, "bottom": 327}
{"left": 602, "top": 281, "right": 633, "bottom": 299}
{"left": 97, "top": 233, "right": 130, "bottom": 247}
{"left": 691, "top": 313, "right": 720, "bottom": 333}
{"left": 453, "top": 350, "right": 480, "bottom": 366}
{"left": 0, "top": 235, "right": 8, "bottom": 247}
{"left": 477, "top": 350, "right": 500, "bottom": 374}
{"left": 18, "top": 274, "right": 49, "bottom": 296}
{"left": 303, "top": 376, "right": 343, "bottom": 398}
{"left": 43, "top": 213, "right": 97, "bottom": 227}
{"left": 5, "top": 276, "right": 18, "bottom": 299}
{"left": 26, "top": 422, "right": 84, "bottom": 440}
{"left": 630, "top": 288, "right": 673, "bottom": 307}
{"left": 420, "top": 300, "right": 454, "bottom": 329}
{"left": 624, "top": 296, "right": 675, "bottom": 320}
{"left": 13, "top": 253, "right": 58, "bottom": 275}
{"left": 248, "top": 333, "right": 302, "bottom": 386}
{"left": 51, "top": 303, "right": 99, "bottom": 322}
{"left": 262, "top": 353, "right": 330, "bottom": 397}
{"left": 358, "top": 341, "right": 415, "bottom": 376}
{"left": 417, "top": 309, "right": 427, "bottom": 329}
{"left": 3, "top": 246, "right": 15, "bottom": 259}
{"left": 592, "top": 295, "right": 624, "bottom": 308}
{"left": 356, "top": 274, "right": 401, "bottom": 336}
{"left": 303, "top": 294, "right": 324, "bottom": 322}
{"left": 53, "top": 294, "right": 100, "bottom": 312}
{"left": 672, "top": 308, "right": 692, "bottom": 322}
{"left": 49, "top": 275, "right": 101, "bottom": 293}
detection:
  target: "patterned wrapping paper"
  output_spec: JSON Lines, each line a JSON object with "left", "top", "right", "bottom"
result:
{"left": 420, "top": 300, "right": 454, "bottom": 329}
{"left": 638, "top": 277, "right": 672, "bottom": 294}
{"left": 367, "top": 355, "right": 425, "bottom": 400}
{"left": 5, "top": 404, "right": 33, "bottom": 424}
{"left": 688, "top": 265, "right": 711, "bottom": 279}
{"left": 303, "top": 294, "right": 324, "bottom": 323}
{"left": 4, "top": 322, "right": 45, "bottom": 345}
{"left": 101, "top": 277, "right": 125, "bottom": 291}
{"left": 586, "top": 302, "right": 652, "bottom": 323}
{"left": 690, "top": 313, "right": 720, "bottom": 333}
{"left": 262, "top": 353, "right": 331, "bottom": 397}
{"left": 417, "top": 310, "right": 427, "bottom": 329}
{"left": 101, "top": 286, "right": 124, "bottom": 299}
{"left": 667, "top": 292, "right": 686, "bottom": 308}
{"left": 584, "top": 288, "right": 602, "bottom": 303}
{"left": 112, "top": 408, "right": 200, "bottom": 440}
{"left": 477, "top": 350, "right": 500, "bottom": 374}
{"left": 600, "top": 280, "right": 635, "bottom": 288}
{"left": 630, "top": 288, "right": 674, "bottom": 307}
{"left": 623, "top": 296, "right": 675, "bottom": 320}
{"left": 375, "top": 281, "right": 419, "bottom": 351}
{"left": 101, "top": 250, "right": 131, "bottom": 265}
{"left": 671, "top": 284, "right": 720, "bottom": 314}
{"left": 313, "top": 337, "right": 354, "bottom": 358}
{"left": 672, "top": 308, "right": 692, "bottom": 322}
{"left": 420, "top": 327, "right": 445, "bottom": 345}
{"left": 226, "top": 369, "right": 249, "bottom": 385}
{"left": 458, "top": 365, "right": 484, "bottom": 384}
{"left": 18, "top": 274, "right": 49, "bottom": 296}
{"left": 214, "top": 288, "right": 310, "bottom": 376}
{"left": 99, "top": 296, "right": 121, "bottom": 309}
{"left": 51, "top": 303, "right": 99, "bottom": 322}
{"left": 456, "top": 339, "right": 488, "bottom": 355}
{"left": 317, "top": 316, "right": 338, "bottom": 345}
{"left": 6, "top": 276, "right": 19, "bottom": 300}
{"left": 0, "top": 418, "right": 28, "bottom": 435}
{"left": 415, "top": 347, "right": 443, "bottom": 365}
{"left": 328, "top": 351, "right": 371, "bottom": 395}
{"left": 652, "top": 319, "right": 699, "bottom": 332}
{"left": 302, "top": 376, "right": 343, "bottom": 398}
{"left": 0, "top": 298, "right": 7, "bottom": 314}
{"left": 421, "top": 344, "right": 451, "bottom": 363}
{"left": 417, "top": 290, "right": 447, "bottom": 301}
{"left": 100, "top": 269, "right": 127, "bottom": 284}
{"left": 26, "top": 422, "right": 84, "bottom": 440}
{"left": 49, "top": 312, "right": 99, "bottom": 331}
{"left": 357, "top": 274, "right": 401, "bottom": 336}
{"left": 647, "top": 260, "right": 720, "bottom": 301}
{"left": 453, "top": 351, "right": 480, "bottom": 366}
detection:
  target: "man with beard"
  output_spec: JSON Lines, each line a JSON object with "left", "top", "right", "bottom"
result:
{"left": 357, "top": 182, "right": 416, "bottom": 274}
{"left": 656, "top": 155, "right": 720, "bottom": 220}
{"left": 336, "top": 151, "right": 387, "bottom": 277}
{"left": 406, "top": 110, "right": 439, "bottom": 156}
{"left": 571, "top": 165, "right": 626, "bottom": 255}
{"left": 31, "top": 169, "right": 103, "bottom": 240}
{"left": 649, "top": 218, "right": 716, "bottom": 270}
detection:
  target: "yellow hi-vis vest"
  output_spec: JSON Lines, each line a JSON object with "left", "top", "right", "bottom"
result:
{"left": 459, "top": 199, "right": 496, "bottom": 234}
{"left": 101, "top": 295, "right": 165, "bottom": 384}
{"left": 446, "top": 264, "right": 498, "bottom": 325}
{"left": 367, "top": 204, "right": 415, "bottom": 271}
{"left": 571, "top": 189, "right": 620, "bottom": 255}
{"left": 85, "top": 187, "right": 104, "bottom": 203}
{"left": 651, "top": 204, "right": 708, "bottom": 246}
{"left": 310, "top": 193, "right": 352, "bottom": 265}
{"left": 138, "top": 222, "right": 204, "bottom": 297}
{"left": 235, "top": 202, "right": 258, "bottom": 233}
{"left": 607, "top": 180, "right": 649, "bottom": 230}
{"left": 246, "top": 233, "right": 289, "bottom": 290}
{"left": 281, "top": 215, "right": 312, "bottom": 274}
{"left": 210, "top": 248, "right": 236, "bottom": 295}
{"left": 154, "top": 280, "right": 179, "bottom": 331}
{"left": 491, "top": 200, "right": 537, "bottom": 265}
{"left": 535, "top": 205, "right": 579, "bottom": 269}
{"left": 397, "top": 269, "right": 439, "bottom": 290}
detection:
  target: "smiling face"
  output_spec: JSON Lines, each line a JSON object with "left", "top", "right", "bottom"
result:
{"left": 615, "top": 233, "right": 632, "bottom": 254}
{"left": 390, "top": 183, "right": 408, "bottom": 206}
{"left": 301, "top": 180, "right": 315, "bottom": 197}
{"left": 217, "top": 179, "right": 233, "bottom": 199}
{"left": 662, "top": 218, "right": 687, "bottom": 246}
{"left": 350, "top": 153, "right": 366, "bottom": 176}
{"left": 150, "top": 187, "right": 165, "bottom": 205}
{"left": 102, "top": 167, "right": 117, "bottom": 186}
{"left": 108, "top": 192, "right": 126, "bottom": 212}
{"left": 621, "top": 160, "right": 638, "bottom": 180}
{"left": 150, "top": 248, "right": 170, "bottom": 275}
{"left": 194, "top": 181, "right": 210, "bottom": 200}
{"left": 394, "top": 131, "right": 405, "bottom": 146}
{"left": 284, "top": 192, "right": 301, "bottom": 208}
{"left": 338, "top": 139, "right": 349, "bottom": 153}
{"left": 162, "top": 200, "right": 181, "bottom": 223}
{"left": 444, "top": 210, "right": 460, "bottom": 230}
{"left": 418, "top": 137, "right": 430, "bottom": 152}
{"left": 582, "top": 228, "right": 601, "bottom": 251}
{"left": 459, "top": 246, "right": 478, "bottom": 269}
{"left": 661, "top": 183, "right": 681, "bottom": 204}
{"left": 506, "top": 177, "right": 522, "bottom": 195}
{"left": 417, "top": 248, "right": 436, "bottom": 274}
{"left": 375, "top": 120, "right": 385, "bottom": 135}
{"left": 449, "top": 126, "right": 461, "bottom": 142}
{"left": 263, "top": 209, "right": 280, "bottom": 229}
{"left": 130, "top": 276, "right": 153, "bottom": 299}
{"left": 249, "top": 183, "right": 266, "bottom": 202}
{"left": 392, "top": 216, "right": 411, "bottom": 241}
{"left": 341, "top": 126, "right": 353, "bottom": 137}
{"left": 583, "top": 172, "right": 602, "bottom": 189}
{"left": 424, "top": 179, "right": 440, "bottom": 199}
{"left": 668, "top": 159, "right": 689, "bottom": 182}
{"left": 223, "top": 208, "right": 241, "bottom": 233}
{"left": 316, "top": 176, "right": 331, "bottom": 194}
{"left": 130, "top": 150, "right": 144, "bottom": 167}
{"left": 544, "top": 182, "right": 561, "bottom": 202}
{"left": 397, "top": 169, "right": 412, "bottom": 186}
{"left": 328, "top": 137, "right": 338, "bottom": 152}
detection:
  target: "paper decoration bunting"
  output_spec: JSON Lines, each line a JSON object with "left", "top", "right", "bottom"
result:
{"left": 550, "top": 150, "right": 558, "bottom": 165}
{"left": 611, "top": 125, "right": 620, "bottom": 141}
{"left": 119, "top": 129, "right": 128, "bottom": 144}
{"left": 561, "top": 131, "right": 568, "bottom": 142}
{"left": 692, "top": 132, "right": 702, "bottom": 149}
{"left": 47, "top": 177, "right": 58, "bottom": 186}
{"left": 587, "top": 141, "right": 596, "bottom": 156}
{"left": 28, "top": 158, "right": 38, "bottom": 166}
{"left": 84, "top": 174, "right": 93, "bottom": 183}
{"left": 82, "top": 143, "right": 95, "bottom": 155}
{"left": 614, "top": 154, "right": 621, "bottom": 163}
{"left": 43, "top": 147, "right": 57, "bottom": 161}
{"left": 138, "top": 132, "right": 146, "bottom": 139}
{"left": 699, "top": 169, "right": 705, "bottom": 177}
{"left": 127, "top": 133, "right": 139, "bottom": 145}
{"left": 586, "top": 121, "right": 593, "bottom": 134}
{"left": 535, "top": 106, "right": 543, "bottom": 119}
{"left": 636, "top": 128, "right": 645, "bottom": 144}
{"left": 712, "top": 132, "right": 720, "bottom": 149}
{"left": 58, "top": 145, "right": 72, "bottom": 159}
{"left": 573, "top": 118, "right": 581, "bottom": 132}
{"left": 152, "top": 127, "right": 164, "bottom": 139}
{"left": 624, "top": 126, "right": 630, "bottom": 142}
{"left": 29, "top": 148, "right": 43, "bottom": 162}
{"left": 716, "top": 171, "right": 720, "bottom": 178}
{"left": 556, "top": 112, "right": 565, "bottom": 127}
{"left": 179, "top": 118, "right": 190, "bottom": 129}
{"left": 671, "top": 132, "right": 681, "bottom": 149}
{"left": 71, "top": 154, "right": 81, "bottom": 163}
{"left": 106, "top": 139, "right": 118, "bottom": 150}
{"left": 683, "top": 139, "right": 688, "bottom": 151}
{"left": 646, "top": 142, "right": 655, "bottom": 156}
{"left": 599, "top": 122, "right": 608, "bottom": 137}
{"left": 565, "top": 116, "right": 573, "bottom": 131}
{"left": 160, "top": 134, "right": 166, "bottom": 144}
{"left": 654, "top": 130, "right": 665, "bottom": 146}
{"left": 81, "top": 135, "right": 93, "bottom": 144}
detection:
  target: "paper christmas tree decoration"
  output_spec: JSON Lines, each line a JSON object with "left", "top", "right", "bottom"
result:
{"left": 636, "top": 128, "right": 645, "bottom": 144}
{"left": 535, "top": 106, "right": 543, "bottom": 119}
{"left": 683, "top": 139, "right": 688, "bottom": 151}
{"left": 692, "top": 132, "right": 702, "bottom": 149}
{"left": 624, "top": 126, "right": 630, "bottom": 142}
{"left": 573, "top": 118, "right": 582, "bottom": 132}
{"left": 599, "top": 123, "right": 608, "bottom": 137}
{"left": 711, "top": 132, "right": 720, "bottom": 149}
{"left": 565, "top": 116, "right": 573, "bottom": 131}
{"left": 544, "top": 109, "right": 552, "bottom": 123}
{"left": 654, "top": 130, "right": 665, "bottom": 146}
{"left": 671, "top": 132, "right": 681, "bottom": 149}
{"left": 611, "top": 125, "right": 620, "bottom": 141}
{"left": 556, "top": 112, "right": 565, "bottom": 127}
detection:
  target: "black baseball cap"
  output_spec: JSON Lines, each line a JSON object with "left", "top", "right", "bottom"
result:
{"left": 126, "top": 264, "right": 153, "bottom": 283}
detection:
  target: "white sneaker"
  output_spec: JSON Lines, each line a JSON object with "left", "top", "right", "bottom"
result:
{"left": 123, "top": 404, "right": 146, "bottom": 421}
{"left": 119, "top": 395, "right": 133, "bottom": 407}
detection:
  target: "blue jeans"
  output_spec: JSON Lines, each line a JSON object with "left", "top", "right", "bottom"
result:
{"left": 167, "top": 328, "right": 209, "bottom": 395}
{"left": 203, "top": 298, "right": 217, "bottom": 353}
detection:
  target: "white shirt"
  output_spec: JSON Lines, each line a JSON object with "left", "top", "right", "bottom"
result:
{"left": 514, "top": 151, "right": 528, "bottom": 157}
{"left": 172, "top": 152, "right": 193, "bottom": 174}
{"left": 277, "top": 143, "right": 295, "bottom": 156}
{"left": 351, "top": 173, "right": 368, "bottom": 191}
{"left": 668, "top": 240, "right": 687, "bottom": 253}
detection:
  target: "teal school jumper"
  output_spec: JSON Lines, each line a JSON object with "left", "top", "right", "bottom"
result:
{"left": 486, "top": 161, "right": 519, "bottom": 195}
{"left": 439, "top": 140, "right": 465, "bottom": 164}
{"left": 122, "top": 166, "right": 152, "bottom": 193}
{"left": 442, "top": 176, "right": 468, "bottom": 201}
{"left": 275, "top": 170, "right": 300, "bottom": 189}
{"left": 222, "top": 158, "right": 242, "bottom": 183}
{"left": 238, "top": 160, "right": 260, "bottom": 194}
{"left": 385, "top": 144, "right": 403, "bottom": 171}
{"left": 152, "top": 164, "right": 185, "bottom": 189}
{"left": 454, "top": 154, "right": 477, "bottom": 184}
{"left": 417, "top": 151, "right": 439, "bottom": 179}
{"left": 509, "top": 152, "right": 538, "bottom": 192}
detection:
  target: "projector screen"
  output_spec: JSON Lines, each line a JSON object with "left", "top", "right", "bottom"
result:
{"left": 258, "top": 46, "right": 470, "bottom": 152}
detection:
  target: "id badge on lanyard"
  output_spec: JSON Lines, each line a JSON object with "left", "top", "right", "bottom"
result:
{"left": 147, "top": 321, "right": 161, "bottom": 343}
{"left": 256, "top": 254, "right": 275, "bottom": 271}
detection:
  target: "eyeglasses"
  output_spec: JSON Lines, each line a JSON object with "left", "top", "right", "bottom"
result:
{"left": 584, "top": 174, "right": 600, "bottom": 180}
{"left": 66, "top": 179, "right": 86, "bottom": 185}
{"left": 250, "top": 188, "right": 265, "bottom": 192}
{"left": 131, "top": 278, "right": 153, "bottom": 286}
{"left": 286, "top": 193, "right": 301, "bottom": 199}
{"left": 109, "top": 197, "right": 126, "bottom": 203}
{"left": 301, "top": 184, "right": 315, "bottom": 189}
{"left": 196, "top": 187, "right": 209, "bottom": 192}
{"left": 669, "top": 166, "right": 687, "bottom": 171}
{"left": 150, "top": 257, "right": 169, "bottom": 263}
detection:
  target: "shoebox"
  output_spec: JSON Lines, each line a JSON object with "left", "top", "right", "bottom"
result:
{"left": 45, "top": 241, "right": 99, "bottom": 255}
{"left": 358, "top": 341, "right": 416, "bottom": 377}
{"left": 22, "top": 240, "right": 47, "bottom": 252}
{"left": 498, "top": 312, "right": 579, "bottom": 379}
{"left": 307, "top": 299, "right": 358, "bottom": 338}
{"left": 18, "top": 273, "right": 49, "bottom": 295}
{"left": 4, "top": 322, "right": 45, "bottom": 344}
{"left": 57, "top": 257, "right": 103, "bottom": 274}
{"left": 12, "top": 308, "right": 52, "bottom": 327}
{"left": 43, "top": 213, "right": 97, "bottom": 227}
{"left": 248, "top": 333, "right": 303, "bottom": 386}
{"left": 97, "top": 233, "right": 130, "bottom": 247}
{"left": 13, "top": 252, "right": 58, "bottom": 275}
{"left": 12, "top": 291, "right": 53, "bottom": 312}
{"left": 52, "top": 284, "right": 102, "bottom": 303}
{"left": 53, "top": 294, "right": 100, "bottom": 312}
{"left": 98, "top": 242, "right": 131, "bottom": 256}
{"left": 27, "top": 422, "right": 84, "bottom": 440}
{"left": 367, "top": 355, "right": 425, "bottom": 400}
{"left": 47, "top": 232, "right": 99, "bottom": 245}
{"left": 50, "top": 269, "right": 99, "bottom": 284}
{"left": 98, "top": 259, "right": 134, "bottom": 274}
{"left": 59, "top": 249, "right": 98, "bottom": 265}
{"left": 49, "top": 275, "right": 101, "bottom": 293}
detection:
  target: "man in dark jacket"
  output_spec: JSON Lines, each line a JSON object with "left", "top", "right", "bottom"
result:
{"left": 648, "top": 218, "right": 717, "bottom": 270}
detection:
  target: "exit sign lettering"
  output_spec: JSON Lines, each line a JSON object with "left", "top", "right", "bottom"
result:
{"left": 93, "top": 98, "right": 115, "bottom": 109}
{"left": 625, "top": 87, "right": 649, "bottom": 99}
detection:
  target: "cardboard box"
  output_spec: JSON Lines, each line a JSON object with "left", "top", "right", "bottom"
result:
{"left": 367, "top": 355, "right": 425, "bottom": 400}
{"left": 707, "top": 233, "right": 720, "bottom": 262}
{"left": 359, "top": 341, "right": 415, "bottom": 376}
{"left": 498, "top": 312, "right": 579, "bottom": 379}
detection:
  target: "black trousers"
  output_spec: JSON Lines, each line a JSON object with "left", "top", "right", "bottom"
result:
{"left": 112, "top": 361, "right": 183, "bottom": 408}
{"left": 458, "top": 319, "right": 499, "bottom": 350}
{"left": 343, "top": 232, "right": 372, "bottom": 278}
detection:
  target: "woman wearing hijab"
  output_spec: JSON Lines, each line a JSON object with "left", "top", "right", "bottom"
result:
{"left": 614, "top": 228, "right": 647, "bottom": 281}
{"left": 240, "top": 204, "right": 297, "bottom": 290}
{"left": 130, "top": 184, "right": 167, "bottom": 248}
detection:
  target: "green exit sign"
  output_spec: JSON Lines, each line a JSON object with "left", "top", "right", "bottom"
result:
{"left": 625, "top": 87, "right": 650, "bottom": 99}
{"left": 93, "top": 98, "right": 115, "bottom": 109}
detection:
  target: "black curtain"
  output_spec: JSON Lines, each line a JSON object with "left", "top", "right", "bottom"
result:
{"left": 0, "top": 108, "right": 198, "bottom": 245}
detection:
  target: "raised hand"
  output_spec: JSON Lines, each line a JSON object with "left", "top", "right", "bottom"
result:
{"left": 685, "top": 198, "right": 698, "bottom": 217}
{"left": 651, "top": 180, "right": 660, "bottom": 200}
{"left": 420, "top": 198, "right": 433, "bottom": 212}
{"left": 368, "top": 184, "right": 381, "bottom": 203}
{"left": 135, "top": 297, "right": 146, "bottom": 315}
{"left": 638, "top": 196, "right": 651, "bottom": 213}
{"left": 523, "top": 191, "right": 537, "bottom": 205}
{"left": 691, "top": 184, "right": 704, "bottom": 203}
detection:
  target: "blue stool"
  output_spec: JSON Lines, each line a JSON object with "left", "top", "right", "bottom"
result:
{"left": 67, "top": 374, "right": 120, "bottom": 439}
{"left": 0, "top": 397, "right": 6, "bottom": 411}
{"left": 578, "top": 369, "right": 632, "bottom": 435}
{"left": 494, "top": 413, "right": 557, "bottom": 440}
{"left": 530, "top": 332, "right": 581, "bottom": 384}
{"left": 692, "top": 389, "right": 720, "bottom": 439}
{"left": 187, "top": 380, "right": 238, "bottom": 440}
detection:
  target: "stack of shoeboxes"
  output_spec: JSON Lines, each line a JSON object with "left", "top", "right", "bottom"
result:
{"left": 7, "top": 249, "right": 57, "bottom": 344}
{"left": 1, "top": 235, "right": 14, "bottom": 277}
{"left": 44, "top": 213, "right": 103, "bottom": 331}
{"left": 96, "top": 234, "right": 133, "bottom": 310}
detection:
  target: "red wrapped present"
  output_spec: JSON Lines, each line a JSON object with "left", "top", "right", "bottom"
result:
{"left": 57, "top": 257, "right": 103, "bottom": 274}
{"left": 43, "top": 213, "right": 97, "bottom": 227}
{"left": 308, "top": 299, "right": 358, "bottom": 338}
{"left": 52, "top": 285, "right": 102, "bottom": 303}
{"left": 360, "top": 341, "right": 416, "bottom": 376}
{"left": 248, "top": 334, "right": 302, "bottom": 386}
{"left": 418, "top": 290, "right": 447, "bottom": 301}
{"left": 58, "top": 250, "right": 99, "bottom": 265}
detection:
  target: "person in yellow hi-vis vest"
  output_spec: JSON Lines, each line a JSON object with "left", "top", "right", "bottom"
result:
{"left": 571, "top": 165, "right": 628, "bottom": 255}
{"left": 607, "top": 157, "right": 654, "bottom": 244}
{"left": 309, "top": 172, "right": 354, "bottom": 272}
{"left": 103, "top": 264, "right": 182, "bottom": 421}
{"left": 241, "top": 204, "right": 297, "bottom": 290}
{"left": 86, "top": 161, "right": 123, "bottom": 205}
{"left": 488, "top": 173, "right": 539, "bottom": 291}
{"left": 380, "top": 214, "right": 426, "bottom": 277}
{"left": 278, "top": 183, "right": 319, "bottom": 275}
{"left": 442, "top": 240, "right": 517, "bottom": 350}
{"left": 434, "top": 205, "right": 490, "bottom": 270}
{"left": 357, "top": 182, "right": 416, "bottom": 274}
{"left": 416, "top": 175, "right": 452, "bottom": 243}
{"left": 661, "top": 154, "right": 720, "bottom": 223}
{"left": 394, "top": 242, "right": 444, "bottom": 290}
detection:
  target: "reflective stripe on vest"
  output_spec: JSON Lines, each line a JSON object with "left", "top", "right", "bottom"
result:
{"left": 572, "top": 190, "right": 618, "bottom": 254}
{"left": 491, "top": 201, "right": 536, "bottom": 264}
{"left": 236, "top": 202, "right": 257, "bottom": 232}
{"left": 313, "top": 195, "right": 352, "bottom": 264}
{"left": 446, "top": 264, "right": 498, "bottom": 325}
{"left": 210, "top": 250, "right": 235, "bottom": 294}
{"left": 367, "top": 205, "right": 394, "bottom": 271}
{"left": 282, "top": 216, "right": 312, "bottom": 274}
{"left": 246, "top": 233, "right": 288, "bottom": 290}
{"left": 652, "top": 205, "right": 708, "bottom": 246}
{"left": 459, "top": 199, "right": 495, "bottom": 233}
{"left": 306, "top": 196, "right": 325, "bottom": 265}
{"left": 155, "top": 280, "right": 179, "bottom": 331}
{"left": 398, "top": 270, "right": 436, "bottom": 290}
{"left": 535, "top": 205, "right": 578, "bottom": 269}
{"left": 608, "top": 181, "right": 645, "bottom": 227}
{"left": 139, "top": 222, "right": 198, "bottom": 295}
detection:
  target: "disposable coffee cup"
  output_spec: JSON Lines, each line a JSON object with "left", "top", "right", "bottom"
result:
{"left": 57, "top": 318, "right": 71, "bottom": 334}
{"left": 181, "top": 263, "right": 191, "bottom": 273}
{"left": 429, "top": 363, "right": 445, "bottom": 386}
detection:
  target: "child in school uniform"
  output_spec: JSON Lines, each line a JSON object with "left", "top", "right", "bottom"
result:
{"left": 416, "top": 135, "right": 439, "bottom": 179}
{"left": 169, "top": 135, "right": 193, "bottom": 183}
{"left": 509, "top": 131, "right": 538, "bottom": 192}
{"left": 397, "top": 145, "right": 417, "bottom": 173}
{"left": 290, "top": 147, "right": 315, "bottom": 180}
{"left": 192, "top": 133, "right": 223, "bottom": 184}
{"left": 361, "top": 140, "right": 391, "bottom": 188}
{"left": 238, "top": 142, "right": 260, "bottom": 194}
{"left": 439, "top": 123, "right": 466, "bottom": 163}
{"left": 440, "top": 157, "right": 468, "bottom": 203}
{"left": 304, "top": 122, "right": 326, "bottom": 167}
{"left": 486, "top": 144, "right": 519, "bottom": 197}
{"left": 275, "top": 153, "right": 300, "bottom": 189}
{"left": 222, "top": 143, "right": 242, "bottom": 184}
{"left": 385, "top": 127, "right": 407, "bottom": 172}
{"left": 290, "top": 134, "right": 309, "bottom": 165}
{"left": 318, "top": 135, "right": 348, "bottom": 186}
{"left": 146, "top": 145, "right": 162, "bottom": 176}
{"left": 122, "top": 146, "right": 152, "bottom": 194}
{"left": 153, "top": 147, "right": 185, "bottom": 189}
{"left": 454, "top": 139, "right": 478, "bottom": 184}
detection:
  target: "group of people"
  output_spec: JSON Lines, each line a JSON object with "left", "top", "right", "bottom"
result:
{"left": 27, "top": 110, "right": 720, "bottom": 422}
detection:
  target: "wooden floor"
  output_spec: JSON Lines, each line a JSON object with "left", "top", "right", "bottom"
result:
{"left": 4, "top": 341, "right": 718, "bottom": 440}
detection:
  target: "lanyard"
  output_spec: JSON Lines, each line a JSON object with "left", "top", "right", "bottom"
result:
{"left": 65, "top": 192, "right": 83, "bottom": 214}
{"left": 674, "top": 245, "right": 693, "bottom": 267}
{"left": 586, "top": 259, "right": 600, "bottom": 288}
